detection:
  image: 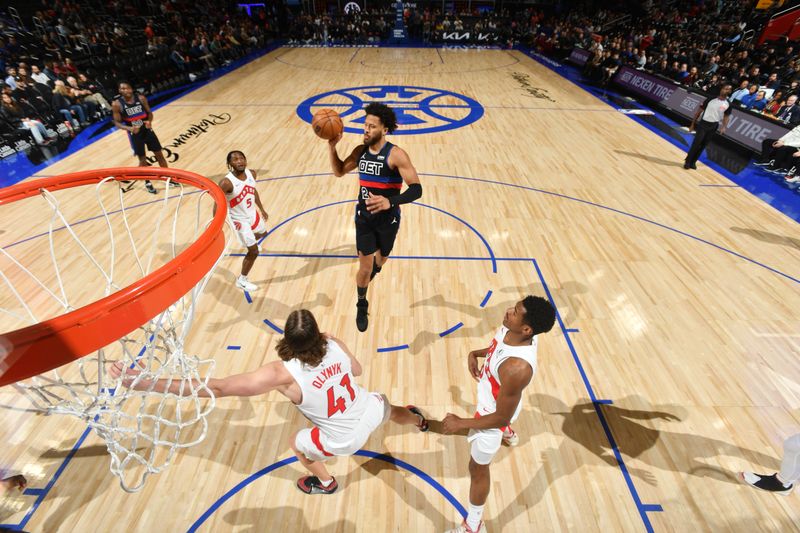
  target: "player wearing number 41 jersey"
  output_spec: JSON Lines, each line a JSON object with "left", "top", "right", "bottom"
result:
{"left": 110, "top": 309, "right": 428, "bottom": 495}
{"left": 328, "top": 103, "right": 422, "bottom": 333}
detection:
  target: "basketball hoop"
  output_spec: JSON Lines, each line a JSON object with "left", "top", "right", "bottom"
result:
{"left": 0, "top": 168, "right": 228, "bottom": 492}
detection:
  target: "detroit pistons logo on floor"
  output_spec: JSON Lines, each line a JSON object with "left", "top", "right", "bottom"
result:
{"left": 297, "top": 85, "right": 484, "bottom": 135}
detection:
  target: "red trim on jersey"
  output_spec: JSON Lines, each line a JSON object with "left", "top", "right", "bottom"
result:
{"left": 358, "top": 180, "right": 403, "bottom": 190}
{"left": 124, "top": 113, "right": 147, "bottom": 122}
{"left": 473, "top": 410, "right": 510, "bottom": 433}
{"left": 229, "top": 184, "right": 255, "bottom": 208}
{"left": 488, "top": 373, "right": 501, "bottom": 400}
{"left": 251, "top": 210, "right": 260, "bottom": 230}
{"left": 310, "top": 427, "right": 333, "bottom": 457}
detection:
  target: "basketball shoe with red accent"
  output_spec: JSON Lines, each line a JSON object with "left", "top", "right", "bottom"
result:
{"left": 445, "top": 519, "right": 487, "bottom": 532}
{"left": 296, "top": 475, "right": 338, "bottom": 495}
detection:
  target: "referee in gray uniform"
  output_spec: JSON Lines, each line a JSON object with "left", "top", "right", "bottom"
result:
{"left": 684, "top": 83, "right": 733, "bottom": 169}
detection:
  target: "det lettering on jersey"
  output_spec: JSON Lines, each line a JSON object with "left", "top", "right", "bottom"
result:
{"left": 311, "top": 362, "right": 343, "bottom": 389}
{"left": 359, "top": 159, "right": 383, "bottom": 175}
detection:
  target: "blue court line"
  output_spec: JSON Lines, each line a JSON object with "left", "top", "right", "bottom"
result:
{"left": 349, "top": 48, "right": 360, "bottom": 63}
{"left": 565, "top": 328, "right": 580, "bottom": 333}
{"left": 186, "top": 456, "right": 298, "bottom": 533}
{"left": 262, "top": 319, "right": 284, "bottom": 334}
{"left": 420, "top": 172, "right": 800, "bottom": 285}
{"left": 642, "top": 504, "right": 664, "bottom": 513}
{"left": 377, "top": 344, "right": 410, "bottom": 352}
{"left": 231, "top": 253, "right": 532, "bottom": 261}
{"left": 436, "top": 48, "right": 444, "bottom": 63}
{"left": 186, "top": 449, "right": 466, "bottom": 532}
{"left": 253, "top": 200, "right": 498, "bottom": 346}
{"left": 414, "top": 202, "right": 497, "bottom": 273}
{"left": 516, "top": 45, "right": 800, "bottom": 223}
{"left": 439, "top": 322, "right": 463, "bottom": 337}
{"left": 479, "top": 289, "right": 492, "bottom": 307}
{"left": 244, "top": 291, "right": 253, "bottom": 304}
{"left": 0, "top": 335, "right": 154, "bottom": 530}
{"left": 6, "top": 171, "right": 795, "bottom": 286}
{"left": 0, "top": 425, "right": 93, "bottom": 531}
{"left": 227, "top": 345, "right": 241, "bottom": 350}
{"left": 595, "top": 399, "right": 614, "bottom": 405}
{"left": 532, "top": 258, "right": 661, "bottom": 532}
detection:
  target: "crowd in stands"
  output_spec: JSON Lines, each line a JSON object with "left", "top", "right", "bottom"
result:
{"left": 1, "top": 0, "right": 798, "bottom": 156}
{"left": 286, "top": 6, "right": 543, "bottom": 48}
{"left": 549, "top": 1, "right": 799, "bottom": 126}
{"left": 287, "top": 9, "right": 394, "bottom": 45}
{"left": 0, "top": 0, "right": 279, "bottom": 149}
{"left": 282, "top": 1, "right": 799, "bottom": 130}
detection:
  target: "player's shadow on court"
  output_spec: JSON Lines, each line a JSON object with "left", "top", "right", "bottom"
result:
{"left": 406, "top": 282, "right": 586, "bottom": 354}
{"left": 206, "top": 276, "right": 333, "bottom": 334}
{"left": 345, "top": 453, "right": 453, "bottom": 529}
{"left": 614, "top": 149, "right": 684, "bottom": 168}
{"left": 223, "top": 506, "right": 356, "bottom": 532}
{"left": 494, "top": 394, "right": 782, "bottom": 528}
{"left": 261, "top": 244, "right": 354, "bottom": 284}
{"left": 541, "top": 394, "right": 780, "bottom": 480}
{"left": 38, "top": 399, "right": 294, "bottom": 482}
{"left": 407, "top": 288, "right": 526, "bottom": 355}
{"left": 730, "top": 226, "right": 800, "bottom": 251}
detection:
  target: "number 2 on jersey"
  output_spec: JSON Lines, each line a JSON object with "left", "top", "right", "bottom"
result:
{"left": 326, "top": 374, "right": 356, "bottom": 417}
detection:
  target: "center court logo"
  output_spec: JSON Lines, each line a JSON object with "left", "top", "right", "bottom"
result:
{"left": 296, "top": 85, "right": 484, "bottom": 135}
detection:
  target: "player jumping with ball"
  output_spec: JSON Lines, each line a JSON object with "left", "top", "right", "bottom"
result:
{"left": 327, "top": 103, "right": 422, "bottom": 332}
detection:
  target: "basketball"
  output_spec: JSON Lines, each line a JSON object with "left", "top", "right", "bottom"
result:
{"left": 311, "top": 109, "right": 343, "bottom": 140}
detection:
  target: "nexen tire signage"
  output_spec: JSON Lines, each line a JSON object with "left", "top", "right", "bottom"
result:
{"left": 612, "top": 65, "right": 791, "bottom": 153}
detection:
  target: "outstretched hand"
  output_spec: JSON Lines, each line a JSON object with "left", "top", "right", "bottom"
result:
{"left": 468, "top": 351, "right": 482, "bottom": 381}
{"left": 442, "top": 413, "right": 464, "bottom": 434}
{"left": 1, "top": 474, "right": 27, "bottom": 493}
{"left": 108, "top": 361, "right": 143, "bottom": 388}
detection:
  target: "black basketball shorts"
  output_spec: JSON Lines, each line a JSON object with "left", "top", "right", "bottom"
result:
{"left": 354, "top": 205, "right": 401, "bottom": 256}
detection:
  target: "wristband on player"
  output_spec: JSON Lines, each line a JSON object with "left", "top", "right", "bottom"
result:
{"left": 388, "top": 183, "right": 422, "bottom": 208}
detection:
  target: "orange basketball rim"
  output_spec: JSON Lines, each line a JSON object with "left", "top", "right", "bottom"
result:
{"left": 0, "top": 168, "right": 227, "bottom": 387}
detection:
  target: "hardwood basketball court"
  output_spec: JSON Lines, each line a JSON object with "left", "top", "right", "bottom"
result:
{"left": 1, "top": 46, "right": 798, "bottom": 532}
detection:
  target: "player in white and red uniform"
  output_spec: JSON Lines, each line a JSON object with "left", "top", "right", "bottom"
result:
{"left": 110, "top": 308, "right": 428, "bottom": 495}
{"left": 442, "top": 296, "right": 556, "bottom": 533}
{"left": 217, "top": 150, "right": 268, "bottom": 291}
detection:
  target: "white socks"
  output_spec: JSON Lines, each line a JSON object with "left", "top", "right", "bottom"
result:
{"left": 466, "top": 503, "right": 484, "bottom": 531}
{"left": 319, "top": 477, "right": 333, "bottom": 487}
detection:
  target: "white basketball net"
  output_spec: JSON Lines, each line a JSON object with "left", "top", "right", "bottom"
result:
{"left": 0, "top": 177, "right": 226, "bottom": 492}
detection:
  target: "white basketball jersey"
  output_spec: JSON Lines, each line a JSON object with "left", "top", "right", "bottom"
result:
{"left": 283, "top": 339, "right": 370, "bottom": 443}
{"left": 224, "top": 169, "right": 258, "bottom": 223}
{"left": 475, "top": 326, "right": 538, "bottom": 423}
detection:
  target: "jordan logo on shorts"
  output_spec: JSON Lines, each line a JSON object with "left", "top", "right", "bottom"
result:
{"left": 391, "top": 217, "right": 397, "bottom": 224}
